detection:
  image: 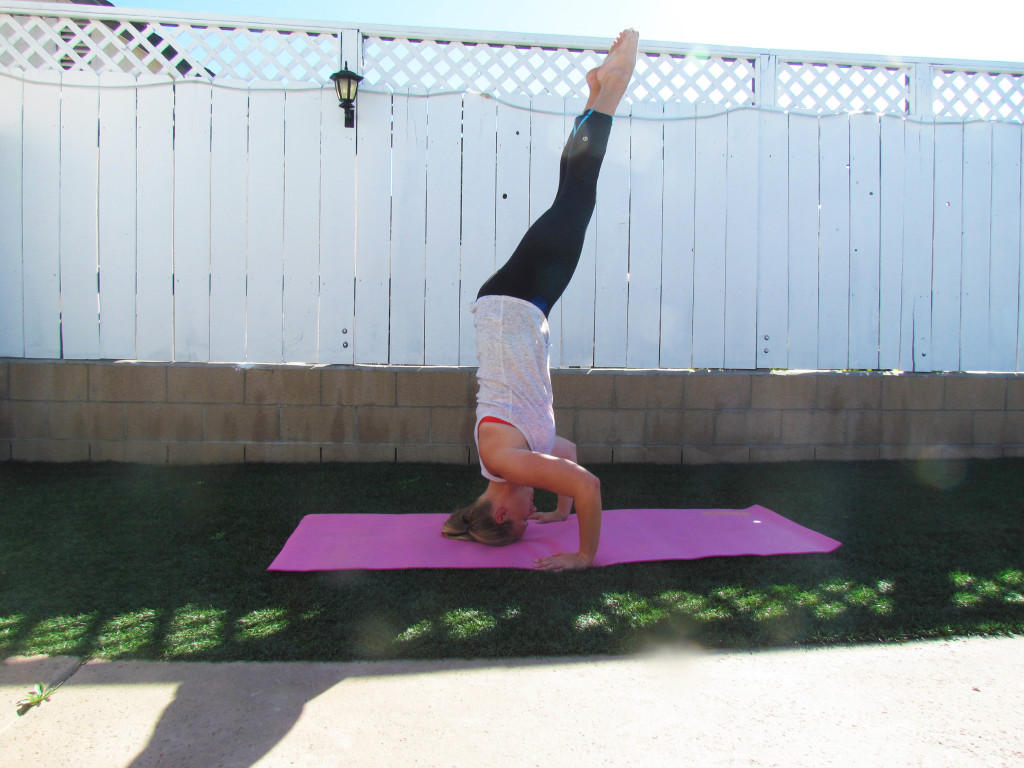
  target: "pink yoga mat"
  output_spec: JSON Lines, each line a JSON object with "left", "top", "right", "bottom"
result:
{"left": 268, "top": 506, "right": 841, "bottom": 571}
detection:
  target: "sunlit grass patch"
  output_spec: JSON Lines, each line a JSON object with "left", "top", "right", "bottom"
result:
{"left": 602, "top": 578, "right": 902, "bottom": 634}
{"left": 822, "top": 579, "right": 853, "bottom": 595}
{"left": 688, "top": 581, "right": 893, "bottom": 623}
{"left": 442, "top": 609, "right": 496, "bottom": 640}
{"left": 602, "top": 592, "right": 666, "bottom": 628}
{"left": 712, "top": 587, "right": 788, "bottom": 621}
{"left": 730, "top": 590, "right": 768, "bottom": 614}
{"left": 656, "top": 590, "right": 731, "bottom": 622}
{"left": 393, "top": 602, "right": 530, "bottom": 646}
{"left": 869, "top": 599, "right": 894, "bottom": 616}
{"left": 995, "top": 569, "right": 1024, "bottom": 605}
{"left": 950, "top": 571, "right": 974, "bottom": 588}
{"left": 96, "top": 609, "right": 159, "bottom": 657}
{"left": 752, "top": 600, "right": 789, "bottom": 621}
{"left": 657, "top": 590, "right": 705, "bottom": 612}
{"left": 28, "top": 613, "right": 96, "bottom": 656}
{"left": 236, "top": 608, "right": 289, "bottom": 641}
{"left": 793, "top": 590, "right": 821, "bottom": 607}
{"left": 165, "top": 604, "right": 226, "bottom": 657}
{"left": 793, "top": 580, "right": 893, "bottom": 617}
{"left": 0, "top": 614, "right": 24, "bottom": 645}
{"left": 950, "top": 569, "right": 1024, "bottom": 609}
{"left": 693, "top": 605, "right": 732, "bottom": 622}
{"left": 998, "top": 569, "right": 1023, "bottom": 586}
{"left": 395, "top": 619, "right": 433, "bottom": 643}
{"left": 812, "top": 601, "right": 848, "bottom": 620}
{"left": 953, "top": 591, "right": 983, "bottom": 608}
{"left": 711, "top": 586, "right": 744, "bottom": 603}
{"left": 845, "top": 586, "right": 877, "bottom": 606}
{"left": 574, "top": 611, "right": 611, "bottom": 632}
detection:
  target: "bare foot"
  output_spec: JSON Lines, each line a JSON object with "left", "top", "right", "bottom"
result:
{"left": 589, "top": 28, "right": 638, "bottom": 116}
{"left": 608, "top": 28, "right": 638, "bottom": 58}
{"left": 584, "top": 67, "right": 601, "bottom": 111}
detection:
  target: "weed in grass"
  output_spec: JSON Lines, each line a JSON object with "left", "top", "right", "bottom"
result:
{"left": 16, "top": 682, "right": 57, "bottom": 717}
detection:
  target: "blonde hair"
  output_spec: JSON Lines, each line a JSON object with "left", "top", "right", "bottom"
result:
{"left": 442, "top": 497, "right": 518, "bottom": 547}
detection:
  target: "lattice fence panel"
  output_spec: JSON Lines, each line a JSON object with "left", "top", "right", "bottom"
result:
{"left": 933, "top": 69, "right": 1024, "bottom": 122}
{"left": 361, "top": 36, "right": 757, "bottom": 105}
{"left": 3, "top": 9, "right": 1024, "bottom": 120}
{"left": 0, "top": 12, "right": 339, "bottom": 83}
{"left": 776, "top": 61, "right": 911, "bottom": 114}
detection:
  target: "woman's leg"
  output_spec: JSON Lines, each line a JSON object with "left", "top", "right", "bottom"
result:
{"left": 476, "top": 109, "right": 612, "bottom": 315}
{"left": 477, "top": 29, "right": 639, "bottom": 316}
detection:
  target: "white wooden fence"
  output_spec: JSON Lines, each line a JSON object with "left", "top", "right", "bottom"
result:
{"left": 2, "top": 2, "right": 1024, "bottom": 371}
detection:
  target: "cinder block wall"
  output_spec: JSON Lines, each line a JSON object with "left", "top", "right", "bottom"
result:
{"left": 1, "top": 360, "right": 1022, "bottom": 465}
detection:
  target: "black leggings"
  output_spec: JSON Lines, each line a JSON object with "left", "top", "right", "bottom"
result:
{"left": 477, "top": 110, "right": 613, "bottom": 316}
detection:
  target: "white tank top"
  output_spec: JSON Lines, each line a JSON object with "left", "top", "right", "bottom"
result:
{"left": 471, "top": 295, "right": 557, "bottom": 482}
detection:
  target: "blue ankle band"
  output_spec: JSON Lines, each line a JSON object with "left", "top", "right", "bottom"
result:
{"left": 573, "top": 109, "right": 595, "bottom": 136}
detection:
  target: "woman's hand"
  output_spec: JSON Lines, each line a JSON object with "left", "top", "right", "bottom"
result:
{"left": 529, "top": 509, "right": 570, "bottom": 524}
{"left": 534, "top": 552, "right": 590, "bottom": 571}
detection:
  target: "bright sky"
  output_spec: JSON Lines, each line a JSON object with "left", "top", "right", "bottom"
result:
{"left": 120, "top": 0, "right": 1022, "bottom": 65}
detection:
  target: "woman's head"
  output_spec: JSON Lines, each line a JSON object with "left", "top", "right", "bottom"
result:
{"left": 442, "top": 486, "right": 535, "bottom": 546}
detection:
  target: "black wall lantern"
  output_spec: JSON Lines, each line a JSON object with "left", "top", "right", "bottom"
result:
{"left": 330, "top": 61, "right": 363, "bottom": 128}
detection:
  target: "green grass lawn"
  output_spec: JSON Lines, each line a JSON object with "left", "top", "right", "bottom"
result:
{"left": 1, "top": 458, "right": 1022, "bottom": 662}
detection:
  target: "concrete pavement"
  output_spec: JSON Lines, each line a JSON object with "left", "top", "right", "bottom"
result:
{"left": 2, "top": 637, "right": 1023, "bottom": 767}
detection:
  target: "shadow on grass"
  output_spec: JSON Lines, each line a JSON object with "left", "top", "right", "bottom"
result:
{"left": 1, "top": 459, "right": 1022, "bottom": 665}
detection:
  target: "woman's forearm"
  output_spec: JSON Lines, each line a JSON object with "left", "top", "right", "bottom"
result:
{"left": 552, "top": 437, "right": 578, "bottom": 520}
{"left": 572, "top": 478, "right": 602, "bottom": 565}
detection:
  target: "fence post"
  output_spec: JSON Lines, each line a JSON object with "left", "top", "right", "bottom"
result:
{"left": 912, "top": 62, "right": 933, "bottom": 119}
{"left": 340, "top": 28, "right": 363, "bottom": 146}
{"left": 757, "top": 53, "right": 777, "bottom": 110}
{"left": 340, "top": 28, "right": 362, "bottom": 74}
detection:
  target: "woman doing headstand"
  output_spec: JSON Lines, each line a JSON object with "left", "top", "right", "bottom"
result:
{"left": 442, "top": 29, "right": 639, "bottom": 571}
